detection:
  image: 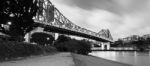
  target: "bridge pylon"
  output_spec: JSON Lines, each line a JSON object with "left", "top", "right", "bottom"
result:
{"left": 101, "top": 42, "right": 110, "bottom": 50}
{"left": 91, "top": 41, "right": 110, "bottom": 50}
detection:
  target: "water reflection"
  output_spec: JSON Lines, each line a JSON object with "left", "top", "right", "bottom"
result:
{"left": 90, "top": 51, "right": 150, "bottom": 66}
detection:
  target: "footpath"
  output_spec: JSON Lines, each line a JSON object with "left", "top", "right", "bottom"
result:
{"left": 0, "top": 52, "right": 74, "bottom": 66}
{"left": 0, "top": 52, "right": 133, "bottom": 66}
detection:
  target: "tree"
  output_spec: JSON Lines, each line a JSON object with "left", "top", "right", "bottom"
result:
{"left": 54, "top": 35, "right": 92, "bottom": 55}
{"left": 113, "top": 39, "right": 123, "bottom": 47}
{"left": 54, "top": 35, "right": 71, "bottom": 44}
{"left": 144, "top": 38, "right": 150, "bottom": 45}
{"left": 132, "top": 40, "right": 145, "bottom": 51}
{"left": 30, "top": 32, "right": 54, "bottom": 46}
{"left": 77, "top": 40, "right": 92, "bottom": 55}
{"left": 0, "top": 0, "right": 38, "bottom": 38}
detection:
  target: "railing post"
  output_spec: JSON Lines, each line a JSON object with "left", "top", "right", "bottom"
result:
{"left": 54, "top": 33, "right": 59, "bottom": 40}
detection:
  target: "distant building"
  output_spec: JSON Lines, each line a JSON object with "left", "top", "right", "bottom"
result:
{"left": 119, "top": 35, "right": 140, "bottom": 42}
{"left": 130, "top": 35, "right": 140, "bottom": 41}
{"left": 119, "top": 37, "right": 130, "bottom": 42}
{"left": 142, "top": 34, "right": 150, "bottom": 40}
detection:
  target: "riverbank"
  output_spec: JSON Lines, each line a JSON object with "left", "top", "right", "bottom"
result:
{"left": 0, "top": 52, "right": 133, "bottom": 66}
{"left": 91, "top": 49, "right": 150, "bottom": 51}
{"left": 72, "top": 53, "right": 133, "bottom": 66}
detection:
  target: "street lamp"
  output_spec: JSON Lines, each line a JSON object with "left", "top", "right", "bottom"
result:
{"left": 7, "top": 21, "right": 12, "bottom": 25}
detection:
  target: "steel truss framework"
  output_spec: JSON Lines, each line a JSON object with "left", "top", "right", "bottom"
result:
{"left": 34, "top": 0, "right": 113, "bottom": 42}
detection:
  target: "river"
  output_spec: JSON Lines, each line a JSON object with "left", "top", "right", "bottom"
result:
{"left": 89, "top": 51, "right": 150, "bottom": 66}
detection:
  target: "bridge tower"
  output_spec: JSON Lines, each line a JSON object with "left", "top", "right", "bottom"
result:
{"left": 91, "top": 29, "right": 113, "bottom": 50}
{"left": 98, "top": 29, "right": 112, "bottom": 50}
{"left": 91, "top": 41, "right": 111, "bottom": 50}
{"left": 101, "top": 42, "right": 110, "bottom": 50}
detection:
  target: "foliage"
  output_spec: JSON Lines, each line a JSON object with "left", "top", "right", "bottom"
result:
{"left": 0, "top": 0, "right": 38, "bottom": 37}
{"left": 77, "top": 40, "right": 92, "bottom": 55}
{"left": 131, "top": 40, "right": 145, "bottom": 51}
{"left": 144, "top": 38, "right": 150, "bottom": 46}
{"left": 54, "top": 35, "right": 92, "bottom": 55}
{"left": 0, "top": 41, "right": 42, "bottom": 60}
{"left": 54, "top": 35, "right": 71, "bottom": 43}
{"left": 30, "top": 32, "right": 54, "bottom": 46}
{"left": 131, "top": 38, "right": 150, "bottom": 51}
{"left": 112, "top": 39, "right": 123, "bottom": 47}
{"left": 0, "top": 40, "right": 57, "bottom": 61}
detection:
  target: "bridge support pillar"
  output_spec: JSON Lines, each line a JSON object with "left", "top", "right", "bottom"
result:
{"left": 24, "top": 27, "right": 44, "bottom": 43}
{"left": 54, "top": 33, "right": 59, "bottom": 40}
{"left": 101, "top": 42, "right": 104, "bottom": 50}
{"left": 101, "top": 42, "right": 110, "bottom": 50}
{"left": 24, "top": 32, "right": 31, "bottom": 43}
{"left": 106, "top": 42, "right": 110, "bottom": 50}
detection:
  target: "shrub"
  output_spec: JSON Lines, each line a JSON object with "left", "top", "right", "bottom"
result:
{"left": 54, "top": 35, "right": 92, "bottom": 55}
{"left": 30, "top": 32, "right": 54, "bottom": 46}
{"left": 77, "top": 40, "right": 92, "bottom": 55}
{"left": 0, "top": 41, "right": 56, "bottom": 61}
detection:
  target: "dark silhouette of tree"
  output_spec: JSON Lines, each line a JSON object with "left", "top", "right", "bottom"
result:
{"left": 132, "top": 40, "right": 145, "bottom": 51}
{"left": 0, "top": 0, "right": 38, "bottom": 37}
{"left": 144, "top": 38, "right": 150, "bottom": 45}
{"left": 113, "top": 39, "right": 124, "bottom": 47}
{"left": 54, "top": 35, "right": 71, "bottom": 51}
{"left": 77, "top": 40, "right": 92, "bottom": 55}
{"left": 142, "top": 38, "right": 150, "bottom": 50}
{"left": 30, "top": 32, "right": 54, "bottom": 46}
{"left": 54, "top": 35, "right": 92, "bottom": 55}
{"left": 54, "top": 35, "right": 71, "bottom": 44}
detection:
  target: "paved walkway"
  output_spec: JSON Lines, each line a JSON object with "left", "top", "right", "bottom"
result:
{"left": 0, "top": 53, "right": 74, "bottom": 66}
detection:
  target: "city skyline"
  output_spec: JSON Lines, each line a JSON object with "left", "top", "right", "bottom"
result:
{"left": 51, "top": 0, "right": 150, "bottom": 40}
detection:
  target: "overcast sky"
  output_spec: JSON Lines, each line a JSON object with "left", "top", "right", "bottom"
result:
{"left": 51, "top": 0, "right": 150, "bottom": 40}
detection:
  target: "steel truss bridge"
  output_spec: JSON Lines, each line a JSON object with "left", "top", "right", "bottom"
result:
{"left": 33, "top": 0, "right": 113, "bottom": 42}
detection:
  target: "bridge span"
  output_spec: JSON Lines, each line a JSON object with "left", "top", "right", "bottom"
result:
{"left": 25, "top": 0, "right": 113, "bottom": 50}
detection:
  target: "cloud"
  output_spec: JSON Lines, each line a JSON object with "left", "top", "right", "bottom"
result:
{"left": 54, "top": 0, "right": 150, "bottom": 14}
{"left": 51, "top": 0, "right": 150, "bottom": 40}
{"left": 52, "top": 0, "right": 95, "bottom": 30}
{"left": 52, "top": 0, "right": 123, "bottom": 14}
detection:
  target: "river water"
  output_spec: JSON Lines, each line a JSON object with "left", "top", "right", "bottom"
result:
{"left": 89, "top": 51, "right": 150, "bottom": 66}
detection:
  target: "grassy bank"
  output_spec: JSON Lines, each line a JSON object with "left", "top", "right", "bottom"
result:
{"left": 0, "top": 41, "right": 57, "bottom": 61}
{"left": 71, "top": 53, "right": 86, "bottom": 66}
{"left": 71, "top": 53, "right": 133, "bottom": 66}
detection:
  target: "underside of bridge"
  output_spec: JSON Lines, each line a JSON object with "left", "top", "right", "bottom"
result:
{"left": 34, "top": 22, "right": 110, "bottom": 42}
